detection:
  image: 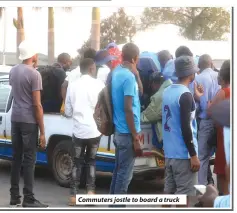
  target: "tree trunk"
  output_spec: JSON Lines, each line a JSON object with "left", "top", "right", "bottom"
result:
{"left": 17, "top": 7, "right": 25, "bottom": 63}
{"left": 191, "top": 8, "right": 196, "bottom": 40}
{"left": 91, "top": 7, "right": 100, "bottom": 51}
{"left": 48, "top": 7, "right": 55, "bottom": 64}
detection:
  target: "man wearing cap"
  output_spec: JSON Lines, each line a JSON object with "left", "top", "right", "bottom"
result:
{"left": 195, "top": 54, "right": 221, "bottom": 186}
{"left": 106, "top": 42, "right": 122, "bottom": 70}
{"left": 9, "top": 40, "right": 47, "bottom": 207}
{"left": 95, "top": 49, "right": 116, "bottom": 84}
{"left": 162, "top": 56, "right": 202, "bottom": 206}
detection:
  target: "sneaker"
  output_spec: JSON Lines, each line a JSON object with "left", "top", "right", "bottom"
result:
{"left": 22, "top": 198, "right": 48, "bottom": 208}
{"left": 86, "top": 191, "right": 95, "bottom": 206}
{"left": 10, "top": 196, "right": 21, "bottom": 206}
{"left": 68, "top": 196, "right": 76, "bottom": 206}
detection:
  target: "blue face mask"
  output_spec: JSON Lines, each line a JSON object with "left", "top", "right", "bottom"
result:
{"left": 223, "top": 127, "right": 230, "bottom": 165}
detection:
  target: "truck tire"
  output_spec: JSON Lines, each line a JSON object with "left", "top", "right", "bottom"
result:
{"left": 51, "top": 140, "right": 87, "bottom": 188}
{"left": 51, "top": 140, "right": 73, "bottom": 187}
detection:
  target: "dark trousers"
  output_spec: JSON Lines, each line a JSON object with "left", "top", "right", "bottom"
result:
{"left": 10, "top": 122, "right": 38, "bottom": 200}
{"left": 197, "top": 118, "right": 214, "bottom": 185}
{"left": 70, "top": 136, "right": 100, "bottom": 196}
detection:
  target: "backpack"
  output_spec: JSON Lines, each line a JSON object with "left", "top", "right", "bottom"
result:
{"left": 38, "top": 65, "right": 60, "bottom": 101}
{"left": 93, "top": 83, "right": 114, "bottom": 136}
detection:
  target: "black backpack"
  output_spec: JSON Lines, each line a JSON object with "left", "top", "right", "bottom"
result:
{"left": 38, "top": 66, "right": 60, "bottom": 101}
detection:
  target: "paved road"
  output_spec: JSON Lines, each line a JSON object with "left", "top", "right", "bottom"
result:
{"left": 0, "top": 160, "right": 215, "bottom": 208}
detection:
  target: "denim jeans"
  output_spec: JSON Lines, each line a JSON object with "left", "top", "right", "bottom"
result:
{"left": 109, "top": 133, "right": 135, "bottom": 195}
{"left": 70, "top": 136, "right": 100, "bottom": 196}
{"left": 10, "top": 122, "right": 38, "bottom": 200}
{"left": 198, "top": 119, "right": 214, "bottom": 185}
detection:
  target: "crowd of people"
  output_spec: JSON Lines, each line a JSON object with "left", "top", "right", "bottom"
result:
{"left": 8, "top": 39, "right": 231, "bottom": 208}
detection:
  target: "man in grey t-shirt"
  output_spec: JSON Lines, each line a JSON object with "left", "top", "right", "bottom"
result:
{"left": 9, "top": 40, "right": 47, "bottom": 208}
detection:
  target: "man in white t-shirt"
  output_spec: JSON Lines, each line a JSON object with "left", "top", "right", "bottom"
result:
{"left": 65, "top": 58, "right": 104, "bottom": 205}
{"left": 61, "top": 48, "right": 111, "bottom": 105}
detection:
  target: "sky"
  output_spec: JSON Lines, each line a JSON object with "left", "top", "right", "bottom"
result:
{"left": 0, "top": 7, "right": 231, "bottom": 59}
{"left": 0, "top": 7, "right": 144, "bottom": 57}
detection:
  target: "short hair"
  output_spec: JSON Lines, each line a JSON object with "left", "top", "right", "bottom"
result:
{"left": 175, "top": 46, "right": 193, "bottom": 58}
{"left": 80, "top": 58, "right": 95, "bottom": 74}
{"left": 83, "top": 48, "right": 96, "bottom": 60}
{"left": 57, "top": 53, "right": 71, "bottom": 64}
{"left": 199, "top": 54, "right": 212, "bottom": 68}
{"left": 158, "top": 50, "right": 172, "bottom": 61}
{"left": 219, "top": 60, "right": 230, "bottom": 83}
{"left": 122, "top": 43, "right": 140, "bottom": 63}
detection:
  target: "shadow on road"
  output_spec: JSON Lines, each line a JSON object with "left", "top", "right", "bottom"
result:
{"left": 0, "top": 160, "right": 164, "bottom": 194}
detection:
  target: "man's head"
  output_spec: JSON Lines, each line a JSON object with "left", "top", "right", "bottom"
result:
{"left": 175, "top": 56, "right": 198, "bottom": 84}
{"left": 122, "top": 43, "right": 140, "bottom": 65}
{"left": 80, "top": 58, "right": 96, "bottom": 77}
{"left": 218, "top": 60, "right": 230, "bottom": 86}
{"left": 158, "top": 50, "right": 172, "bottom": 69}
{"left": 175, "top": 46, "right": 193, "bottom": 58}
{"left": 83, "top": 48, "right": 97, "bottom": 60}
{"left": 149, "top": 72, "right": 165, "bottom": 94}
{"left": 95, "top": 49, "right": 116, "bottom": 70}
{"left": 57, "top": 53, "right": 72, "bottom": 71}
{"left": 198, "top": 54, "right": 212, "bottom": 72}
{"left": 18, "top": 40, "right": 38, "bottom": 66}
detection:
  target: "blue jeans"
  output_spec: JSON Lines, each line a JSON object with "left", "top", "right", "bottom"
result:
{"left": 198, "top": 119, "right": 214, "bottom": 185}
{"left": 109, "top": 133, "right": 135, "bottom": 195}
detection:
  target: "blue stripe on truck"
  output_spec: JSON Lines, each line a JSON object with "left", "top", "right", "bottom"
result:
{"left": 0, "top": 140, "right": 115, "bottom": 172}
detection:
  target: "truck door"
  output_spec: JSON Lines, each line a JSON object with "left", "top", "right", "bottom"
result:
{"left": 0, "top": 82, "right": 11, "bottom": 156}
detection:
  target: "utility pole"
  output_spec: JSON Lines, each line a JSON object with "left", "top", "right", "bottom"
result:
{"left": 2, "top": 8, "right": 7, "bottom": 65}
{"left": 91, "top": 7, "right": 100, "bottom": 51}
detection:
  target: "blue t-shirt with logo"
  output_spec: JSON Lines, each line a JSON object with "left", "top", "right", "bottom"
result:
{"left": 162, "top": 84, "right": 198, "bottom": 159}
{"left": 112, "top": 65, "right": 141, "bottom": 133}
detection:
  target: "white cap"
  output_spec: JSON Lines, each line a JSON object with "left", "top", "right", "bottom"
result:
{"left": 18, "top": 40, "right": 37, "bottom": 60}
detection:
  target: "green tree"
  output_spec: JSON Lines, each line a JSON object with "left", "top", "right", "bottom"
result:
{"left": 79, "top": 8, "right": 137, "bottom": 55}
{"left": 140, "top": 7, "right": 230, "bottom": 40}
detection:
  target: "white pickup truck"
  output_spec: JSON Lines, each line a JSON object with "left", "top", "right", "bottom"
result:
{"left": 0, "top": 75, "right": 164, "bottom": 187}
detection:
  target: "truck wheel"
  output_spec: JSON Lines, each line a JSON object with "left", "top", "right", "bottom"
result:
{"left": 52, "top": 140, "right": 73, "bottom": 188}
{"left": 51, "top": 140, "right": 87, "bottom": 188}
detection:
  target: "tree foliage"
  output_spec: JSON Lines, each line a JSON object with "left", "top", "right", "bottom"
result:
{"left": 140, "top": 7, "right": 230, "bottom": 40}
{"left": 78, "top": 8, "right": 137, "bottom": 55}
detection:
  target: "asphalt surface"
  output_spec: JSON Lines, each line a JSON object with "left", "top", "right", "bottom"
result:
{"left": 0, "top": 160, "right": 215, "bottom": 208}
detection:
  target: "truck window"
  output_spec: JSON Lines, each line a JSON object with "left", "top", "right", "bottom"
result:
{"left": 0, "top": 84, "right": 11, "bottom": 112}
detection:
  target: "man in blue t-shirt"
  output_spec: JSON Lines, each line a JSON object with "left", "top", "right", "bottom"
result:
{"left": 158, "top": 50, "right": 177, "bottom": 82}
{"left": 162, "top": 56, "right": 202, "bottom": 206}
{"left": 110, "top": 43, "right": 143, "bottom": 196}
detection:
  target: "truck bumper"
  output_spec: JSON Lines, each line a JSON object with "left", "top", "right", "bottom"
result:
{"left": 133, "top": 167, "right": 164, "bottom": 177}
